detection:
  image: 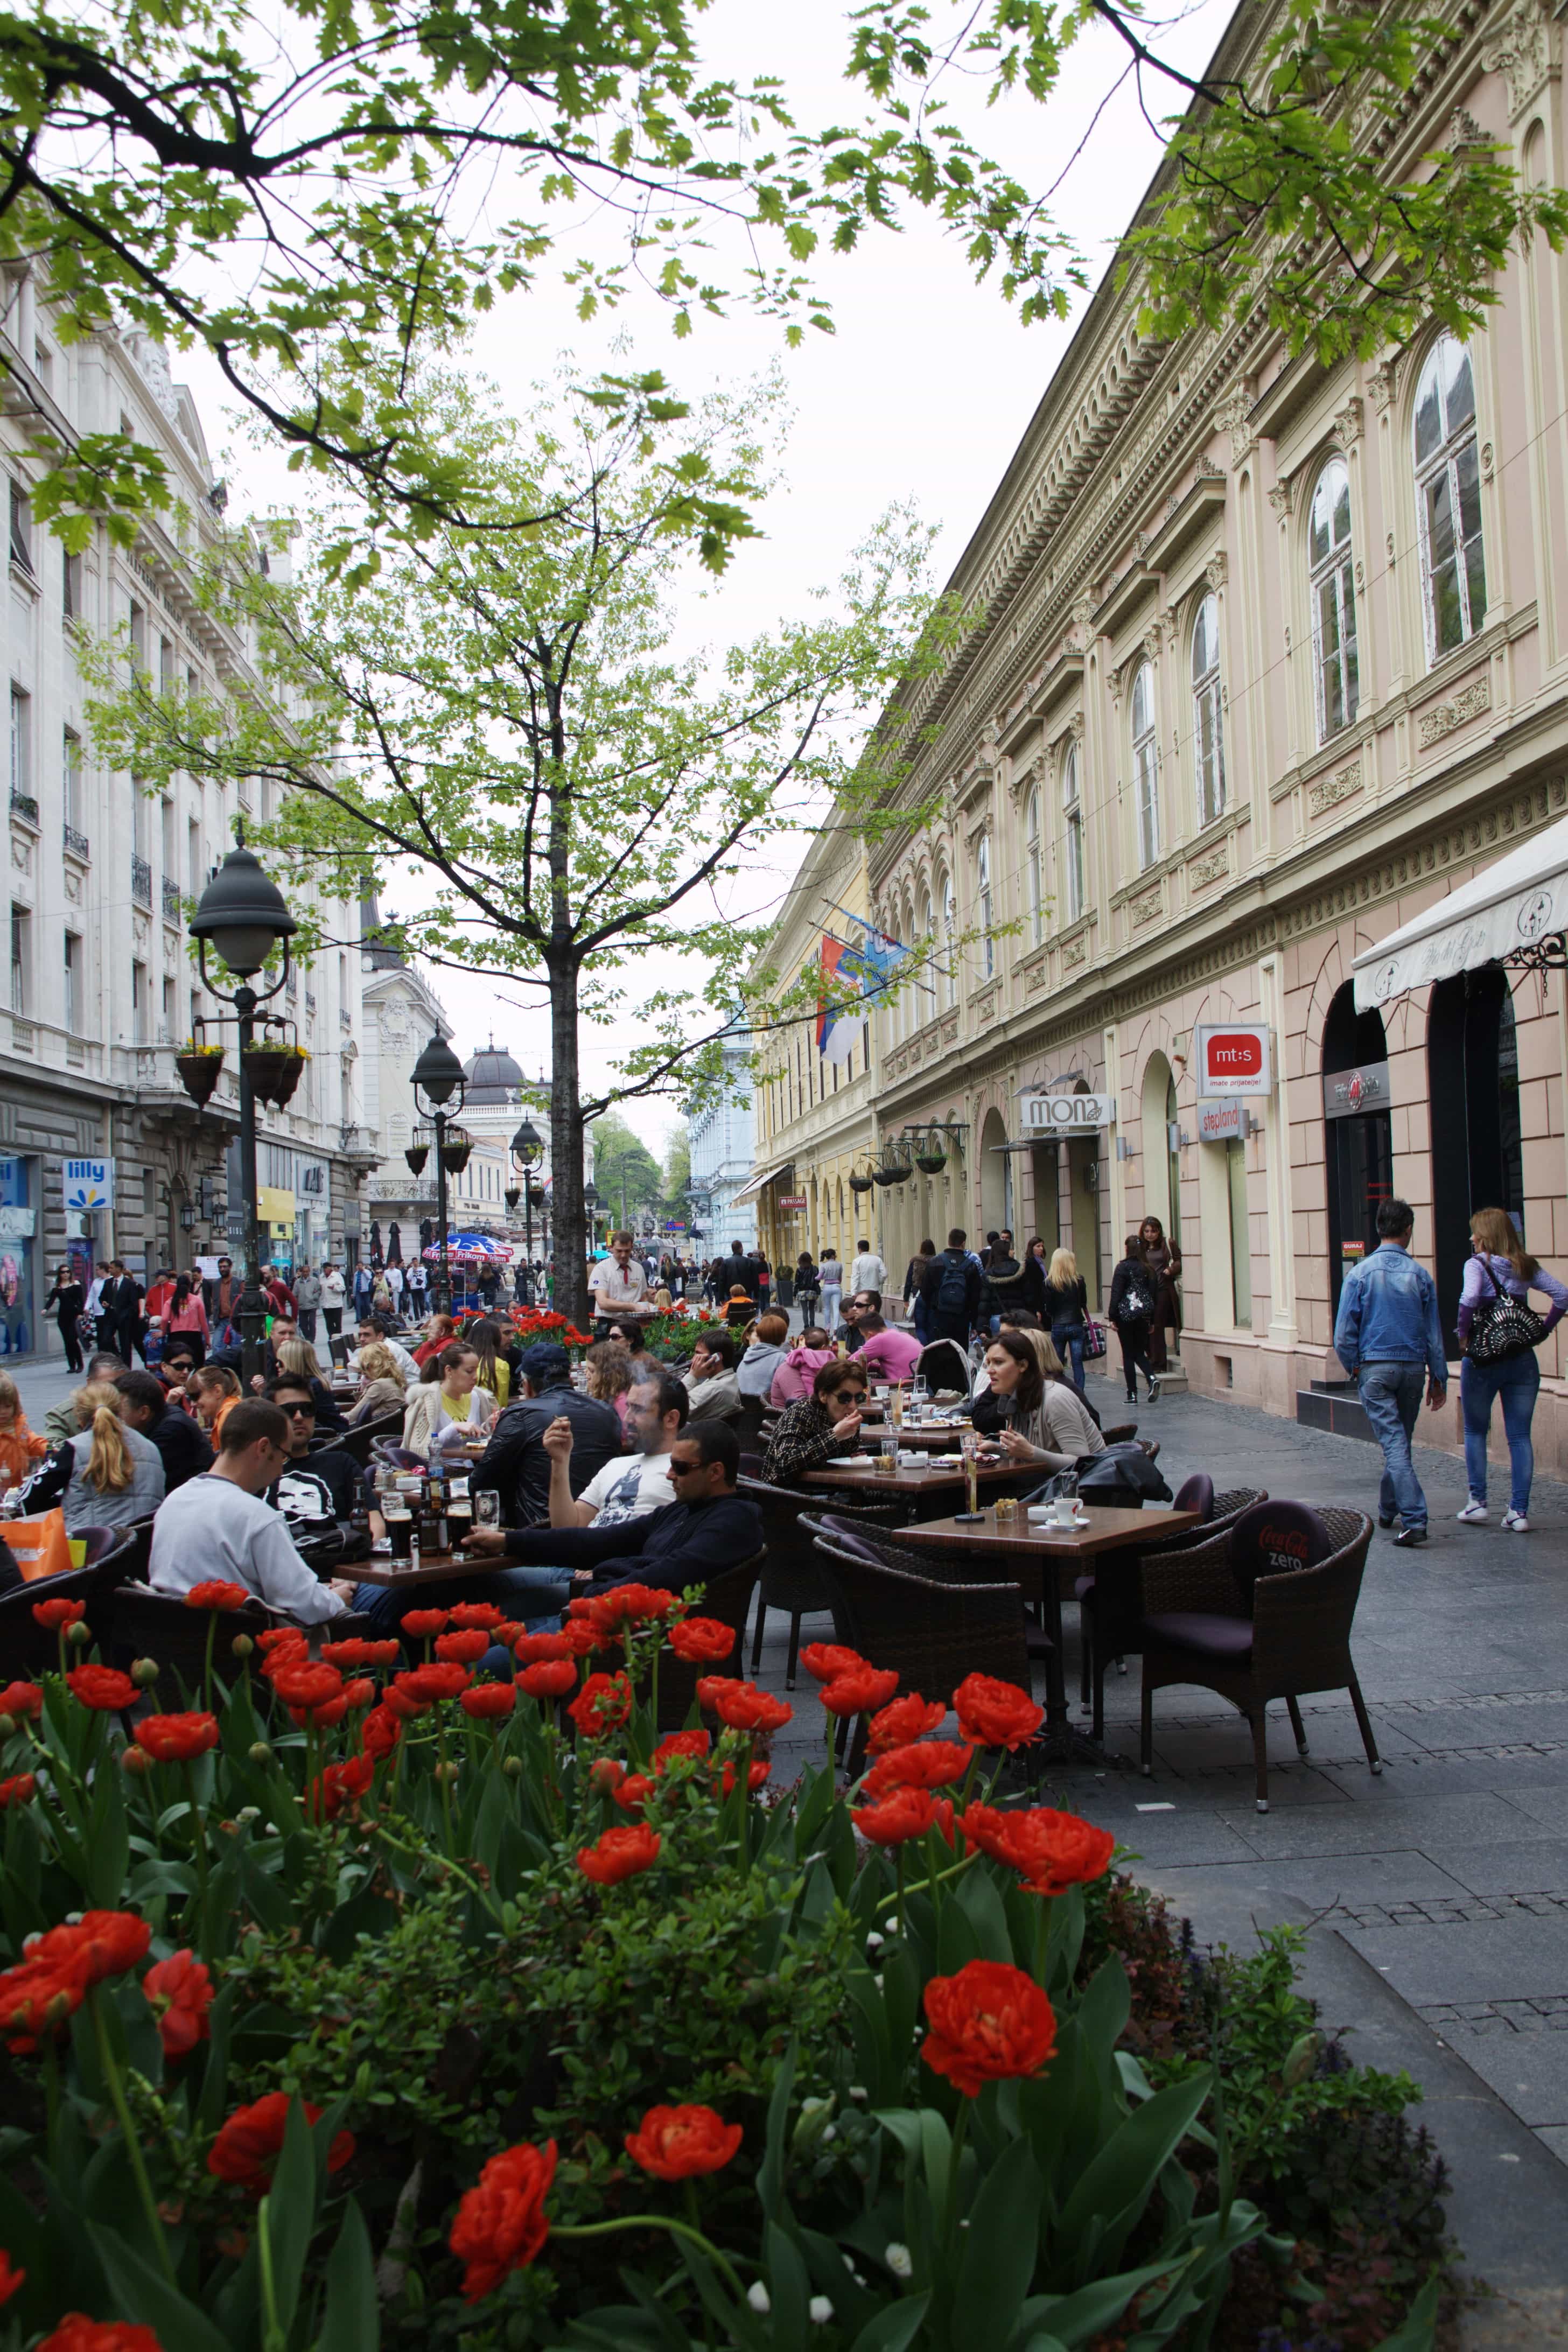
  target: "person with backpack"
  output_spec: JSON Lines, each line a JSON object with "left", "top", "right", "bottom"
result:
{"left": 920, "top": 1228, "right": 982, "bottom": 1345}
{"left": 1108, "top": 1234, "right": 1161, "bottom": 1405}
{"left": 1454, "top": 1203, "right": 1568, "bottom": 1534}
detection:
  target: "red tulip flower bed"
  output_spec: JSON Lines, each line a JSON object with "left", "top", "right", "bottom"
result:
{"left": 0, "top": 1583, "right": 1450, "bottom": 2349}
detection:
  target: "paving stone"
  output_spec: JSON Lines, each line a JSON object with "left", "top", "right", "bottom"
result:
{"left": 1217, "top": 1790, "right": 1565, "bottom": 1859}
{"left": 1337, "top": 1913, "right": 1568, "bottom": 2006}
{"left": 1423, "top": 2017, "right": 1568, "bottom": 2128}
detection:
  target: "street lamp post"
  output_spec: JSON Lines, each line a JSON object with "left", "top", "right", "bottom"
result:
{"left": 583, "top": 1182, "right": 600, "bottom": 1255}
{"left": 189, "top": 840, "right": 297, "bottom": 1388}
{"left": 510, "top": 1116, "right": 544, "bottom": 1285}
{"left": 411, "top": 1033, "right": 467, "bottom": 1317}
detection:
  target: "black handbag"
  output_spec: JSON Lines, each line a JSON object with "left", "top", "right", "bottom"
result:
{"left": 1466, "top": 1262, "right": 1547, "bottom": 1365}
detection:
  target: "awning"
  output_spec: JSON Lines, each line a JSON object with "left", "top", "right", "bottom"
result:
{"left": 1352, "top": 813, "right": 1568, "bottom": 1010}
{"left": 728, "top": 1159, "right": 794, "bottom": 1207}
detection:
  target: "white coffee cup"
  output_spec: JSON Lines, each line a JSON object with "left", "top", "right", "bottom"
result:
{"left": 1053, "top": 1497, "right": 1079, "bottom": 1528}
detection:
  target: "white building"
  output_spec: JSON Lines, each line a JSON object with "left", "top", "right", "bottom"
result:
{"left": 687, "top": 1031, "right": 757, "bottom": 1256}
{"left": 0, "top": 282, "right": 373, "bottom": 1356}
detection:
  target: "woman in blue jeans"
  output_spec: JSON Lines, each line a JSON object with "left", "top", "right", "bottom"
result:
{"left": 1456, "top": 1206, "right": 1568, "bottom": 1533}
{"left": 1041, "top": 1246, "right": 1089, "bottom": 1392}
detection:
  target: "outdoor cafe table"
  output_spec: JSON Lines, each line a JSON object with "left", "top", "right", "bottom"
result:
{"left": 893, "top": 1505, "right": 1201, "bottom": 1763}
{"left": 352, "top": 1548, "right": 496, "bottom": 1590}
{"left": 801, "top": 1456, "right": 1039, "bottom": 1522}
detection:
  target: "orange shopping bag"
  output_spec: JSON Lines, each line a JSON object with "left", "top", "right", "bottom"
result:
{"left": 6, "top": 1509, "right": 72, "bottom": 1583}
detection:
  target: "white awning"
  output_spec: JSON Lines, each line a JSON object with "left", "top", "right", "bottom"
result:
{"left": 1351, "top": 814, "right": 1568, "bottom": 1010}
{"left": 728, "top": 1159, "right": 793, "bottom": 1206}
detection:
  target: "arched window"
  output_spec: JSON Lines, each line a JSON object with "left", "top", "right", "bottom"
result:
{"left": 1310, "top": 457, "right": 1359, "bottom": 739}
{"left": 1025, "top": 788, "right": 1042, "bottom": 946}
{"left": 1415, "top": 334, "right": 1487, "bottom": 661}
{"left": 1131, "top": 662, "right": 1159, "bottom": 867}
{"left": 1190, "top": 592, "right": 1225, "bottom": 826}
{"left": 976, "top": 832, "right": 994, "bottom": 978}
{"left": 1062, "top": 743, "right": 1084, "bottom": 922}
{"left": 917, "top": 888, "right": 933, "bottom": 1028}
{"left": 940, "top": 872, "right": 957, "bottom": 1008}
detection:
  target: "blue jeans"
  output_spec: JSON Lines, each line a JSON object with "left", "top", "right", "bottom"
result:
{"left": 1052, "top": 1323, "right": 1087, "bottom": 1392}
{"left": 1461, "top": 1350, "right": 1540, "bottom": 1515}
{"left": 352, "top": 1563, "right": 570, "bottom": 1640}
{"left": 1357, "top": 1362, "right": 1427, "bottom": 1529}
{"left": 820, "top": 1286, "right": 841, "bottom": 1329}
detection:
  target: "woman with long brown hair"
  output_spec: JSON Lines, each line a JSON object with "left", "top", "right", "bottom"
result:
{"left": 1138, "top": 1216, "right": 1182, "bottom": 1373}
{"left": 1455, "top": 1205, "right": 1568, "bottom": 1531}
{"left": 979, "top": 1332, "right": 1105, "bottom": 1468}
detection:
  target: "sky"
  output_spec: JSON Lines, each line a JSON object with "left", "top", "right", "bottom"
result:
{"left": 186, "top": 0, "right": 1235, "bottom": 1158}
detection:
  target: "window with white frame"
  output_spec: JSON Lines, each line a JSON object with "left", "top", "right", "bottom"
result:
{"left": 1414, "top": 334, "right": 1487, "bottom": 661}
{"left": 1062, "top": 741, "right": 1084, "bottom": 921}
{"left": 1131, "top": 662, "right": 1159, "bottom": 867}
{"left": 1190, "top": 593, "right": 1226, "bottom": 827}
{"left": 976, "top": 832, "right": 995, "bottom": 979}
{"left": 8, "top": 481, "right": 30, "bottom": 576}
{"left": 64, "top": 932, "right": 80, "bottom": 1035}
{"left": 1025, "top": 789, "right": 1042, "bottom": 946}
{"left": 940, "top": 872, "right": 957, "bottom": 1007}
{"left": 1310, "top": 457, "right": 1359, "bottom": 739}
{"left": 8, "top": 684, "right": 29, "bottom": 807}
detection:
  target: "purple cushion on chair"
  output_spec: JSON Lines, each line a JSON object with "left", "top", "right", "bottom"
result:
{"left": 818, "top": 1514, "right": 882, "bottom": 1563}
{"left": 1073, "top": 1573, "right": 1096, "bottom": 1601}
{"left": 1228, "top": 1501, "right": 1332, "bottom": 1602}
{"left": 1172, "top": 1473, "right": 1215, "bottom": 1521}
{"left": 1143, "top": 1610, "right": 1254, "bottom": 1660}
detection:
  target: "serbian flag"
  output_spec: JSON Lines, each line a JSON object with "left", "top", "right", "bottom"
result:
{"left": 817, "top": 936, "right": 860, "bottom": 1065}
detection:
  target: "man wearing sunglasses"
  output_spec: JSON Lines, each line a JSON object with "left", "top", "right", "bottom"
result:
{"left": 264, "top": 1373, "right": 362, "bottom": 1530}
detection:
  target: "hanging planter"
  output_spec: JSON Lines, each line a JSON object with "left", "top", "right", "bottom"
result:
{"left": 441, "top": 1125, "right": 473, "bottom": 1175}
{"left": 174, "top": 1044, "right": 225, "bottom": 1109}
{"left": 848, "top": 1171, "right": 876, "bottom": 1195}
{"left": 243, "top": 1041, "right": 307, "bottom": 1107}
{"left": 504, "top": 1186, "right": 521, "bottom": 1210}
{"left": 914, "top": 1149, "right": 948, "bottom": 1173}
{"left": 404, "top": 1143, "right": 429, "bottom": 1176}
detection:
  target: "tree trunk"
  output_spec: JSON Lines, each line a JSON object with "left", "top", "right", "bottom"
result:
{"left": 549, "top": 954, "right": 590, "bottom": 1331}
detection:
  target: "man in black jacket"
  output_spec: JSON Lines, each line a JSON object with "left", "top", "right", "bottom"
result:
{"left": 99, "top": 1261, "right": 146, "bottom": 1364}
{"left": 461, "top": 1421, "right": 762, "bottom": 1626}
{"left": 471, "top": 1342, "right": 622, "bottom": 1525}
{"left": 114, "top": 1368, "right": 214, "bottom": 1493}
{"left": 920, "top": 1229, "right": 983, "bottom": 1344}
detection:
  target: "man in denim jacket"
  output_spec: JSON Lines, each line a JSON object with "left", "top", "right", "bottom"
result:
{"left": 1333, "top": 1198, "right": 1448, "bottom": 1545}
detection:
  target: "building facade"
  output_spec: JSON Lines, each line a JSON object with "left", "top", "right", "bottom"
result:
{"left": 1, "top": 287, "right": 374, "bottom": 1356}
{"left": 687, "top": 1031, "right": 758, "bottom": 1256}
{"left": 755, "top": 0, "right": 1568, "bottom": 1470}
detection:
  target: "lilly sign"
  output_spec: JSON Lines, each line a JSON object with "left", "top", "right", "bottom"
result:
{"left": 1194, "top": 1025, "right": 1273, "bottom": 1098}
{"left": 64, "top": 1158, "right": 114, "bottom": 1213}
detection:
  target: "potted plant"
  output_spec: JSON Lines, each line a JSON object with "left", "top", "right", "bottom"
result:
{"left": 405, "top": 1143, "right": 430, "bottom": 1175}
{"left": 848, "top": 1170, "right": 875, "bottom": 1195}
{"left": 242, "top": 1039, "right": 308, "bottom": 1107}
{"left": 441, "top": 1125, "right": 473, "bottom": 1174}
{"left": 173, "top": 1039, "right": 225, "bottom": 1108}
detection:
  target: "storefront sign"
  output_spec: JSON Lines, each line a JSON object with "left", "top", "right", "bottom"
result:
{"left": 778, "top": 1194, "right": 808, "bottom": 1209}
{"left": 1322, "top": 1060, "right": 1391, "bottom": 1120}
{"left": 256, "top": 1185, "right": 296, "bottom": 1224}
{"left": 1018, "top": 1091, "right": 1112, "bottom": 1132}
{"left": 1196, "top": 1100, "right": 1244, "bottom": 1144}
{"left": 64, "top": 1158, "right": 114, "bottom": 1212}
{"left": 1195, "top": 1025, "right": 1272, "bottom": 1096}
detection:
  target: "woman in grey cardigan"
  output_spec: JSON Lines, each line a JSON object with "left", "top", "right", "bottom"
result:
{"left": 61, "top": 1379, "right": 165, "bottom": 1529}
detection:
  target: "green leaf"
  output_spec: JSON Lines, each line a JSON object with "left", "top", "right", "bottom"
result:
{"left": 954, "top": 2133, "right": 1044, "bottom": 2350}
{"left": 86, "top": 1758, "right": 130, "bottom": 1908}
{"left": 315, "top": 2198, "right": 379, "bottom": 2352}
{"left": 1054, "top": 2070, "right": 1215, "bottom": 2283}
{"left": 758, "top": 2037, "right": 797, "bottom": 2223}
{"left": 258, "top": 2098, "right": 318, "bottom": 2341}
{"left": 1374, "top": 2272, "right": 1441, "bottom": 2351}
{"left": 765, "top": 2218, "right": 811, "bottom": 2343}
{"left": 849, "top": 2295, "right": 933, "bottom": 2351}
{"left": 88, "top": 2221, "right": 233, "bottom": 2352}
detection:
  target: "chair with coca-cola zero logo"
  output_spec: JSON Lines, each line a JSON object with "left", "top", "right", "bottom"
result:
{"left": 1135, "top": 1500, "right": 1381, "bottom": 1811}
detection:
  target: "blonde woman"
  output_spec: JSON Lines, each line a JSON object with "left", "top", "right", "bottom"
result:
{"left": 402, "top": 1342, "right": 497, "bottom": 1461}
{"left": 61, "top": 1379, "right": 165, "bottom": 1530}
{"left": 1040, "top": 1247, "right": 1090, "bottom": 1392}
{"left": 1456, "top": 1205, "right": 1568, "bottom": 1532}
{"left": 347, "top": 1341, "right": 408, "bottom": 1425}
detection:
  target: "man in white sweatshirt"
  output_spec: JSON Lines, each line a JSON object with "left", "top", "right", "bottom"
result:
{"left": 150, "top": 1397, "right": 355, "bottom": 1624}
{"left": 849, "top": 1239, "right": 888, "bottom": 1298}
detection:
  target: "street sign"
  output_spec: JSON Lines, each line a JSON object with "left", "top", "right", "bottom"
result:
{"left": 778, "top": 1194, "right": 807, "bottom": 1209}
{"left": 64, "top": 1158, "right": 114, "bottom": 1212}
{"left": 1195, "top": 1024, "right": 1272, "bottom": 1097}
{"left": 1196, "top": 1100, "right": 1243, "bottom": 1144}
{"left": 1017, "top": 1093, "right": 1111, "bottom": 1132}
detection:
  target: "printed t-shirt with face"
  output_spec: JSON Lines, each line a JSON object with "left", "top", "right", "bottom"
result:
{"left": 577, "top": 1451, "right": 675, "bottom": 1528}
{"left": 268, "top": 1450, "right": 360, "bottom": 1525}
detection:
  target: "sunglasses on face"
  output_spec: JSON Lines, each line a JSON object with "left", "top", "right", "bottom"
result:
{"left": 280, "top": 1402, "right": 316, "bottom": 1419}
{"left": 830, "top": 1388, "right": 866, "bottom": 1405}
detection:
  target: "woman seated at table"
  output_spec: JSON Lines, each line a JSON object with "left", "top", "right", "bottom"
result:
{"left": 973, "top": 1318, "right": 1102, "bottom": 1432}
{"left": 346, "top": 1340, "right": 408, "bottom": 1425}
{"left": 761, "top": 1356, "right": 869, "bottom": 1485}
{"left": 580, "top": 1339, "right": 634, "bottom": 1433}
{"left": 978, "top": 1332, "right": 1106, "bottom": 1469}
{"left": 467, "top": 1316, "right": 519, "bottom": 1409}
{"left": 411, "top": 1312, "right": 458, "bottom": 1372}
{"left": 401, "top": 1341, "right": 498, "bottom": 1461}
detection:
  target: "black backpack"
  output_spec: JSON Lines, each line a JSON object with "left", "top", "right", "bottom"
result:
{"left": 935, "top": 1255, "right": 970, "bottom": 1317}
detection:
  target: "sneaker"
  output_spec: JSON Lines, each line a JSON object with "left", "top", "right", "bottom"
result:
{"left": 1378, "top": 1514, "right": 1398, "bottom": 1529}
{"left": 1456, "top": 1499, "right": 1488, "bottom": 1523}
{"left": 1146, "top": 1377, "right": 1161, "bottom": 1403}
{"left": 1394, "top": 1524, "right": 1429, "bottom": 1546}
{"left": 1502, "top": 1509, "right": 1530, "bottom": 1532}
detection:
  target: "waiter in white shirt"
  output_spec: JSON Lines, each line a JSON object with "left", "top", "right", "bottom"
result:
{"left": 589, "top": 1229, "right": 649, "bottom": 1333}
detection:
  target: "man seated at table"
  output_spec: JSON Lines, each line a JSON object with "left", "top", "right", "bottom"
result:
{"left": 682, "top": 1330, "right": 741, "bottom": 1423}
{"left": 471, "top": 1341, "right": 621, "bottom": 1524}
{"left": 543, "top": 1368, "right": 689, "bottom": 1528}
{"left": 114, "top": 1367, "right": 214, "bottom": 1494}
{"left": 264, "top": 1372, "right": 364, "bottom": 1530}
{"left": 461, "top": 1420, "right": 761, "bottom": 1626}
{"left": 149, "top": 1399, "right": 356, "bottom": 1623}
{"left": 851, "top": 1300, "right": 924, "bottom": 1385}
{"left": 352, "top": 1312, "right": 421, "bottom": 1385}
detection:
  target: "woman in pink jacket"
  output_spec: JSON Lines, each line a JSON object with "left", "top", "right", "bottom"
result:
{"left": 769, "top": 1327, "right": 839, "bottom": 1407}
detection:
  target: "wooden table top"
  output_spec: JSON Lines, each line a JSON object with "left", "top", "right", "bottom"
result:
{"left": 802, "top": 1456, "right": 1026, "bottom": 1494}
{"left": 352, "top": 1548, "right": 498, "bottom": 1590}
{"left": 892, "top": 1504, "right": 1201, "bottom": 1556}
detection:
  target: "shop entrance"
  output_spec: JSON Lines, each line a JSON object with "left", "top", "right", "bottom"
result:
{"left": 1322, "top": 983, "right": 1394, "bottom": 1326}
{"left": 1427, "top": 965, "right": 1524, "bottom": 1350}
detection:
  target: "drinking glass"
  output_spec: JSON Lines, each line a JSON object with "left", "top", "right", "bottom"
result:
{"left": 878, "top": 1432, "right": 899, "bottom": 1476}
{"left": 475, "top": 1489, "right": 501, "bottom": 1532}
{"left": 959, "top": 1429, "right": 979, "bottom": 1516}
{"left": 386, "top": 1504, "right": 413, "bottom": 1565}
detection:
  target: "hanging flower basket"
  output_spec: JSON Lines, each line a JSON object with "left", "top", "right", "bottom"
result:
{"left": 872, "top": 1164, "right": 905, "bottom": 1187}
{"left": 243, "top": 1041, "right": 308, "bottom": 1107}
{"left": 441, "top": 1126, "right": 474, "bottom": 1175}
{"left": 848, "top": 1172, "right": 876, "bottom": 1195}
{"left": 174, "top": 1044, "right": 225, "bottom": 1108}
{"left": 404, "top": 1143, "right": 430, "bottom": 1176}
{"left": 915, "top": 1150, "right": 948, "bottom": 1173}
{"left": 504, "top": 1186, "right": 521, "bottom": 1210}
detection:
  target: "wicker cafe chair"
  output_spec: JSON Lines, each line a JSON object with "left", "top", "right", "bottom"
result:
{"left": 738, "top": 1476, "right": 898, "bottom": 1689}
{"left": 106, "top": 1585, "right": 376, "bottom": 1698}
{"left": 1137, "top": 1502, "right": 1380, "bottom": 1811}
{"left": 657, "top": 1550, "right": 765, "bottom": 1733}
{"left": 1076, "top": 1483, "right": 1268, "bottom": 1736}
{"left": 330, "top": 1410, "right": 407, "bottom": 1467}
{"left": 805, "top": 1517, "right": 1035, "bottom": 1776}
{"left": 0, "top": 1524, "right": 141, "bottom": 1681}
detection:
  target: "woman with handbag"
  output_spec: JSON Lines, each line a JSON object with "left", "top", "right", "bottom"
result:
{"left": 1108, "top": 1234, "right": 1160, "bottom": 1405}
{"left": 1456, "top": 1206, "right": 1568, "bottom": 1531}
